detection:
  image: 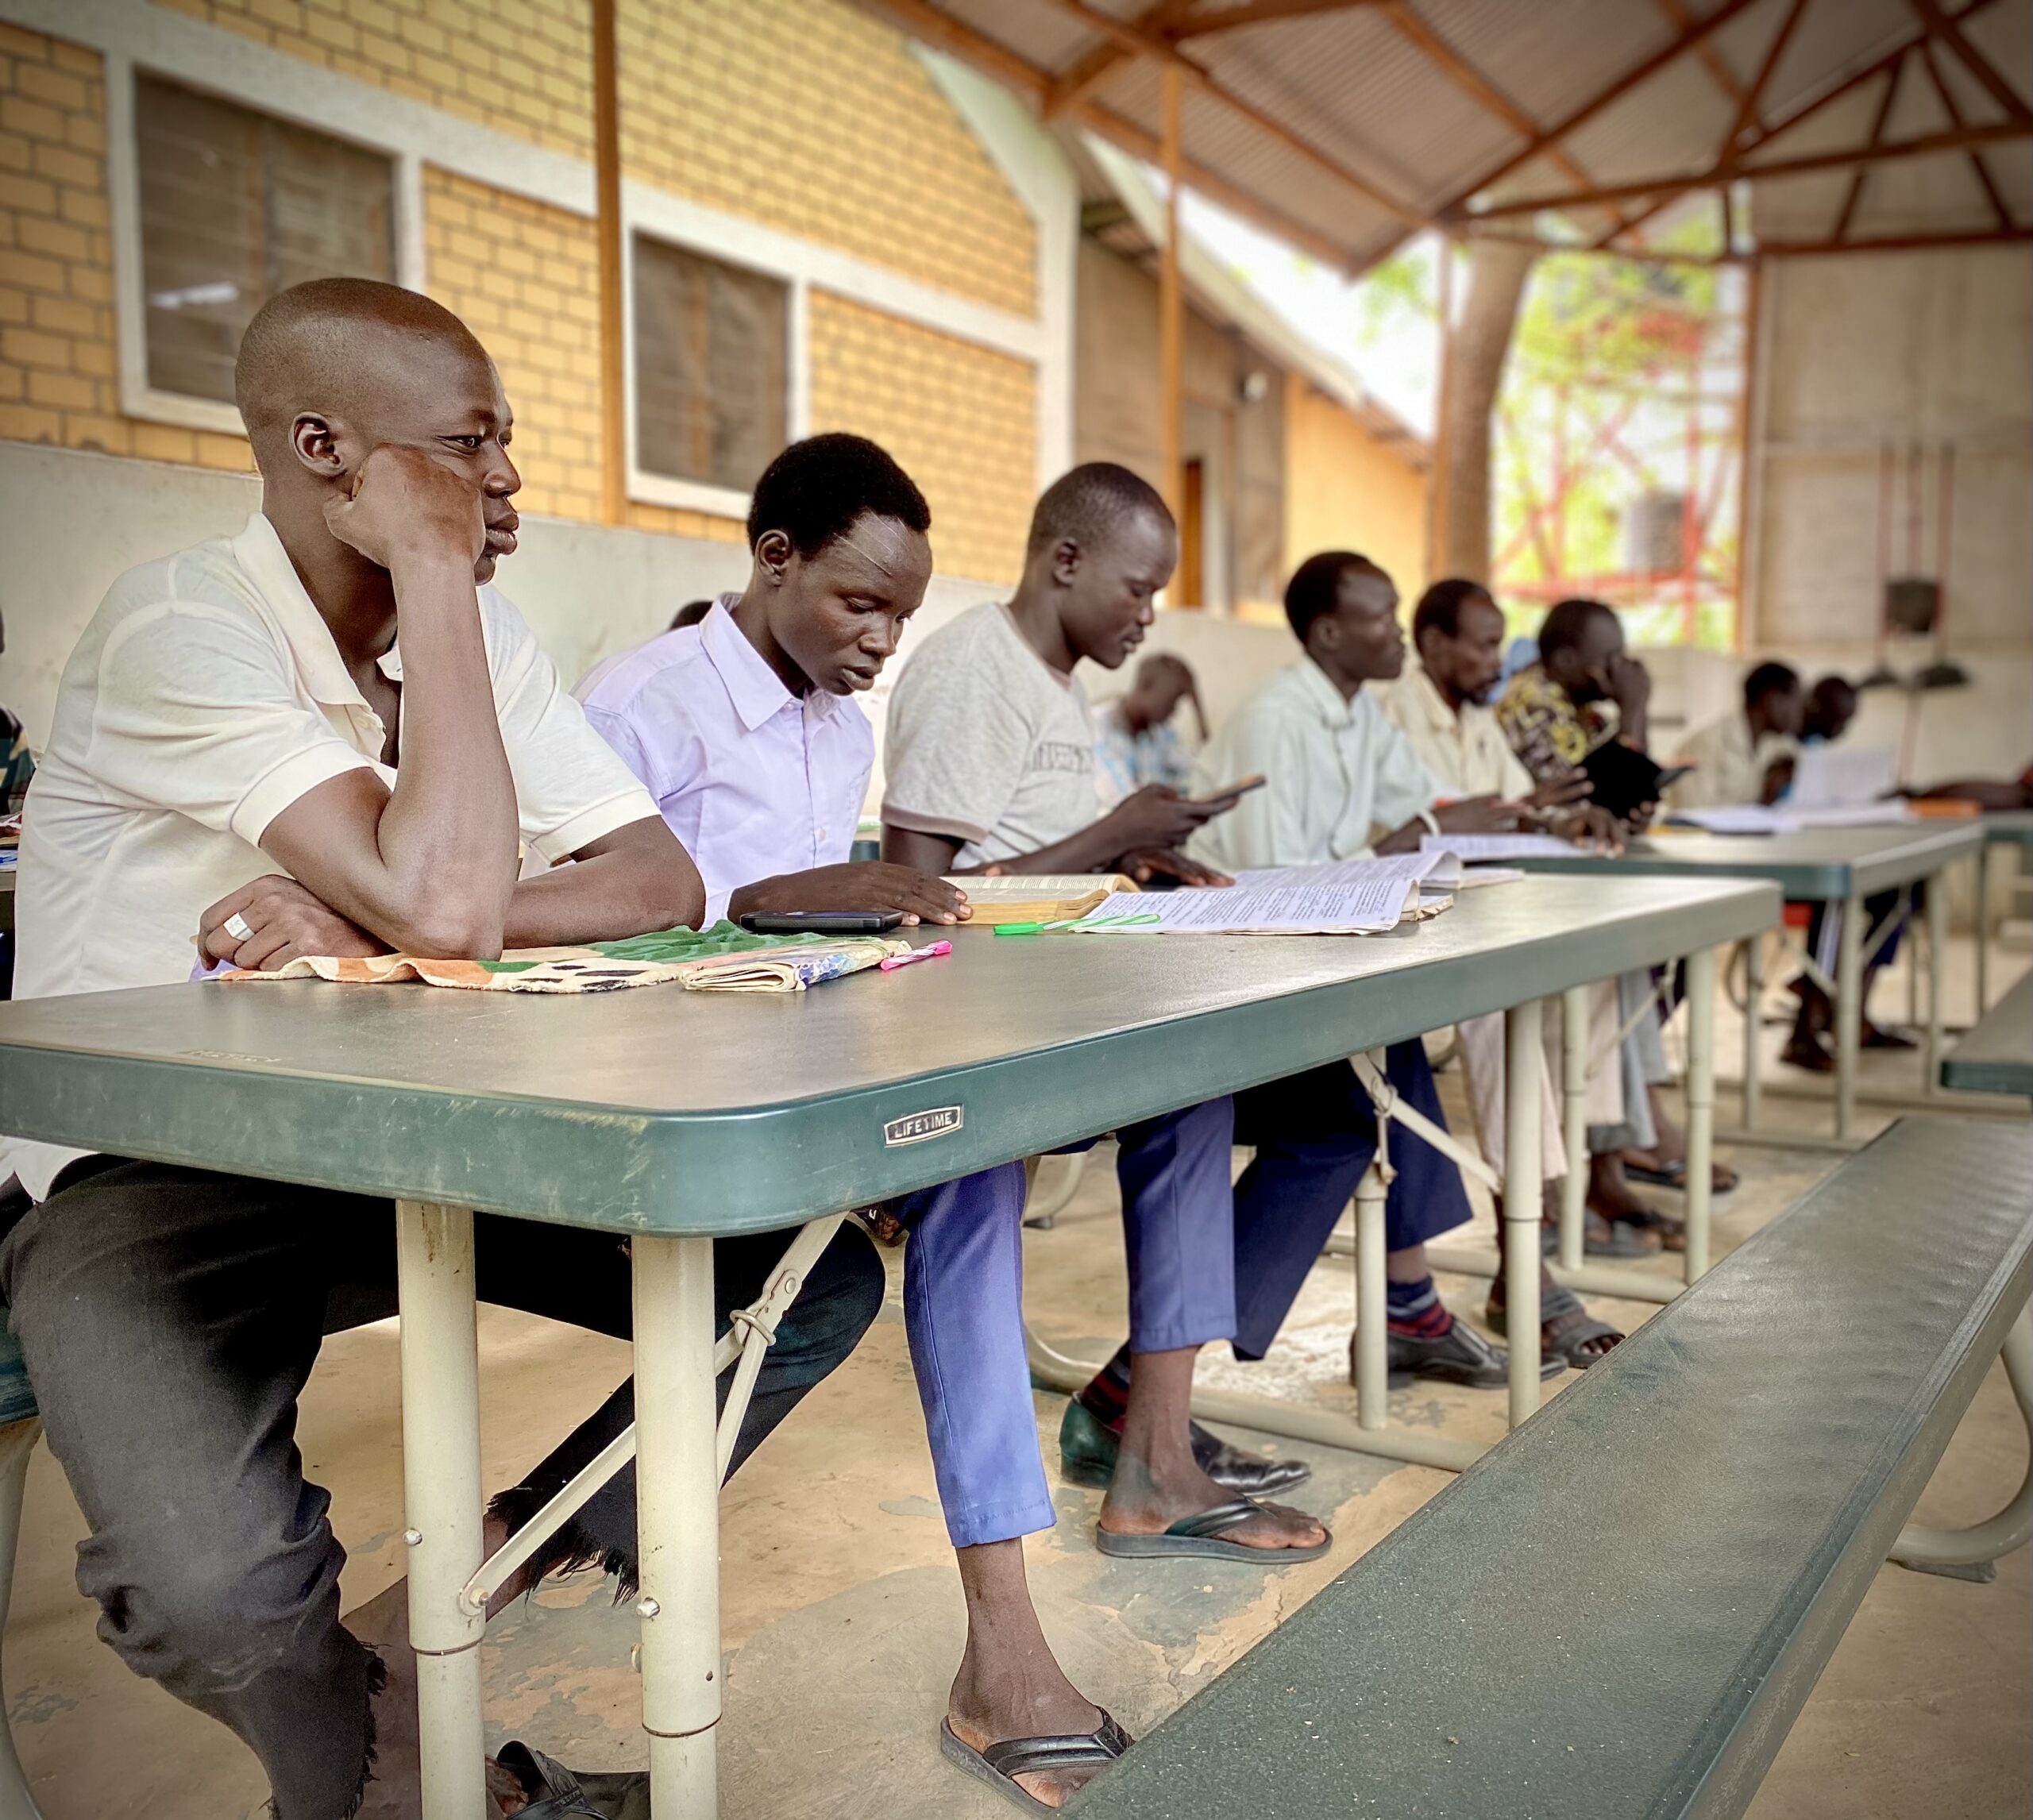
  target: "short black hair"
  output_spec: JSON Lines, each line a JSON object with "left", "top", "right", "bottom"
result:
{"left": 1538, "top": 597, "right": 1618, "bottom": 660}
{"left": 1413, "top": 577, "right": 1495, "bottom": 645}
{"left": 1284, "top": 550, "right": 1379, "bottom": 641}
{"left": 669, "top": 599, "right": 714, "bottom": 632}
{"left": 1811, "top": 673, "right": 1857, "bottom": 712}
{"left": 1743, "top": 660, "right": 1802, "bottom": 709}
{"left": 746, "top": 433, "right": 930, "bottom": 559}
{"left": 1027, "top": 461, "right": 1171, "bottom": 560}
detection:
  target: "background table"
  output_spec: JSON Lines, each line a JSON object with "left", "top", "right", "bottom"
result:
{"left": 1941, "top": 967, "right": 2033, "bottom": 1102}
{"left": 1508, "top": 823, "right": 1982, "bottom": 1142}
{"left": 1977, "top": 811, "right": 2033, "bottom": 1016}
{"left": 0, "top": 874, "right": 1776, "bottom": 1818}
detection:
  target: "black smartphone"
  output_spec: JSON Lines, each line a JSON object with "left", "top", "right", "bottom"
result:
{"left": 1194, "top": 773, "right": 1267, "bottom": 805}
{"left": 1653, "top": 764, "right": 1695, "bottom": 792}
{"left": 738, "top": 910, "right": 906, "bottom": 935}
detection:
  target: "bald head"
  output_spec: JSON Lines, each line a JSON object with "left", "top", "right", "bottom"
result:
{"left": 234, "top": 277, "right": 494, "bottom": 454}
{"left": 235, "top": 278, "right": 521, "bottom": 585}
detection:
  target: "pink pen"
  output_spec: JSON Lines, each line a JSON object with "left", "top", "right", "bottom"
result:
{"left": 880, "top": 940, "right": 952, "bottom": 972}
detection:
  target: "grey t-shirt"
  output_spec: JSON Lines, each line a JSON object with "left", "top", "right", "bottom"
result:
{"left": 882, "top": 602, "right": 1099, "bottom": 869}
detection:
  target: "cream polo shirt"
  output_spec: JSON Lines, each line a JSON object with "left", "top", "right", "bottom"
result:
{"left": 5, "top": 512, "right": 658, "bottom": 1200}
{"left": 1375, "top": 661, "right": 1535, "bottom": 802}
{"left": 1187, "top": 659, "right": 1441, "bottom": 872}
{"left": 1666, "top": 711, "right": 1797, "bottom": 811}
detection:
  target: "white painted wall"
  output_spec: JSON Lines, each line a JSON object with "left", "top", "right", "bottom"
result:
{"left": 1734, "top": 245, "right": 2033, "bottom": 809}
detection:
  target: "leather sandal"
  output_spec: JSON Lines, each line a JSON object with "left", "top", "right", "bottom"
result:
{"left": 1094, "top": 1497, "right": 1330, "bottom": 1563}
{"left": 939, "top": 1711, "right": 1132, "bottom": 1814}
{"left": 1059, "top": 1398, "right": 1310, "bottom": 1495}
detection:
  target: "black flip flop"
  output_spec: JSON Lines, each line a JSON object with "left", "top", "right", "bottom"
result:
{"left": 939, "top": 1712, "right": 1132, "bottom": 1814}
{"left": 1486, "top": 1281, "right": 1623, "bottom": 1371}
{"left": 1094, "top": 1497, "right": 1331, "bottom": 1563}
{"left": 1622, "top": 1157, "right": 1740, "bottom": 1194}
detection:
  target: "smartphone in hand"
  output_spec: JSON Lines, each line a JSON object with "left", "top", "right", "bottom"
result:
{"left": 1194, "top": 773, "right": 1267, "bottom": 806}
{"left": 739, "top": 910, "right": 906, "bottom": 935}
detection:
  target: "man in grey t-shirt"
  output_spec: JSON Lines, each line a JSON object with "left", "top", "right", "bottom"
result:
{"left": 885, "top": 465, "right": 1329, "bottom": 1587}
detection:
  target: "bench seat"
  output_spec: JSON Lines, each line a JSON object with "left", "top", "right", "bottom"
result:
{"left": 1070, "top": 1116, "right": 2033, "bottom": 1820}
{"left": 1942, "top": 967, "right": 2033, "bottom": 1098}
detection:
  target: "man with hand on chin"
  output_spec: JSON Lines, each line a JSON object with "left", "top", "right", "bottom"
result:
{"left": 0, "top": 279, "right": 882, "bottom": 1820}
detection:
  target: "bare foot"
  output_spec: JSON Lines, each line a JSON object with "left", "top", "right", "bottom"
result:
{"left": 947, "top": 1657, "right": 1110, "bottom": 1809}
{"left": 1100, "top": 1451, "right": 1326, "bottom": 1552}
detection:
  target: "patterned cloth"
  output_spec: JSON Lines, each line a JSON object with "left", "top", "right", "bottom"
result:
{"left": 1494, "top": 661, "right": 1621, "bottom": 783}
{"left": 224, "top": 922, "right": 909, "bottom": 994}
{"left": 1093, "top": 701, "right": 1194, "bottom": 807}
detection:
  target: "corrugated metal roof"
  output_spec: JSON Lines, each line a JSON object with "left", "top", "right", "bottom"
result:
{"left": 857, "top": 0, "right": 2032, "bottom": 265}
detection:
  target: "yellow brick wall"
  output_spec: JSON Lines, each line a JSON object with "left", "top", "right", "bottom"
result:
{"left": 1, "top": 15, "right": 1040, "bottom": 567}
{"left": 151, "top": 0, "right": 1038, "bottom": 320}
{"left": 808, "top": 291, "right": 1033, "bottom": 585}
{"left": 0, "top": 25, "right": 250, "bottom": 470}
{"left": 1283, "top": 373, "right": 1429, "bottom": 606}
{"left": 420, "top": 165, "right": 741, "bottom": 541}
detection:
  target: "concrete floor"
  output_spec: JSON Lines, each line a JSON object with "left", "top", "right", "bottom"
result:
{"left": 6, "top": 936, "right": 2028, "bottom": 1817}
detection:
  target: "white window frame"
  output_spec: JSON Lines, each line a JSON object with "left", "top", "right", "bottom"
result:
{"left": 23, "top": 0, "right": 1073, "bottom": 540}
{"left": 623, "top": 205, "right": 808, "bottom": 521}
{"left": 102, "top": 51, "right": 424, "bottom": 438}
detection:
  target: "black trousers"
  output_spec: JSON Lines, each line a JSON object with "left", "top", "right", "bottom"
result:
{"left": 0, "top": 1157, "right": 883, "bottom": 1818}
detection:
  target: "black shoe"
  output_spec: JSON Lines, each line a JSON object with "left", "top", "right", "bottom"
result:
{"left": 1361, "top": 1321, "right": 1561, "bottom": 1390}
{"left": 1059, "top": 1398, "right": 1311, "bottom": 1494}
{"left": 497, "top": 1741, "right": 650, "bottom": 1820}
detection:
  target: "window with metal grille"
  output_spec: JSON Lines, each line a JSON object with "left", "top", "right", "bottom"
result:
{"left": 135, "top": 73, "right": 396, "bottom": 407}
{"left": 632, "top": 234, "right": 788, "bottom": 495}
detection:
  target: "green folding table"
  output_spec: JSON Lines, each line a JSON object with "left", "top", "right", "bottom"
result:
{"left": 0, "top": 873, "right": 1775, "bottom": 1818}
{"left": 1507, "top": 822, "right": 1983, "bottom": 1143}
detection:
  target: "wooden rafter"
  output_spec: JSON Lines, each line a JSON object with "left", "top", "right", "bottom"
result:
{"left": 1760, "top": 226, "right": 2033, "bottom": 255}
{"left": 1657, "top": 0, "right": 1751, "bottom": 109}
{"left": 1916, "top": 39, "right": 2016, "bottom": 226}
{"left": 1831, "top": 54, "right": 1906, "bottom": 245}
{"left": 1430, "top": 0, "right": 1769, "bottom": 217}
{"left": 1904, "top": 0, "right": 2033, "bottom": 125}
{"left": 1715, "top": 0, "right": 1812, "bottom": 164}
{"left": 1042, "top": 0, "right": 1194, "bottom": 120}
{"left": 1031, "top": 0, "right": 1423, "bottom": 221}
{"left": 850, "top": 0, "right": 1371, "bottom": 265}
{"left": 1169, "top": 0, "right": 1386, "bottom": 36}
{"left": 1461, "top": 120, "right": 2029, "bottom": 218}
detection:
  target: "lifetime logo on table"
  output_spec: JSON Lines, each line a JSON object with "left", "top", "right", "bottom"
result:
{"left": 883, "top": 1106, "right": 964, "bottom": 1147}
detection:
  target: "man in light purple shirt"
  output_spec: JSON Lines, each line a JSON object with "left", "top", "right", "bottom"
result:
{"left": 579, "top": 436, "right": 1324, "bottom": 1811}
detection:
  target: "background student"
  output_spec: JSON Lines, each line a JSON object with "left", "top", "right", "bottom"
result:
{"left": 1191, "top": 553, "right": 1595, "bottom": 1378}
{"left": 1094, "top": 650, "right": 1204, "bottom": 802}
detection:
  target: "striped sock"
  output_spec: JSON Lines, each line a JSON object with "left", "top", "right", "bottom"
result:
{"left": 1385, "top": 1274, "right": 1455, "bottom": 1339}
{"left": 1077, "top": 1344, "right": 1134, "bottom": 1431}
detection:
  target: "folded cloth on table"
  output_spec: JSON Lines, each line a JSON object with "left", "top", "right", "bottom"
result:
{"left": 223, "top": 921, "right": 912, "bottom": 994}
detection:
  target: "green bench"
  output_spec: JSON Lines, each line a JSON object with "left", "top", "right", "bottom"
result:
{"left": 1070, "top": 1116, "right": 2033, "bottom": 1820}
{"left": 1941, "top": 966, "right": 2033, "bottom": 1104}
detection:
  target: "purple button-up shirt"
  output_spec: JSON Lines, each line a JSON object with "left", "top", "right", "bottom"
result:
{"left": 576, "top": 600, "right": 874, "bottom": 926}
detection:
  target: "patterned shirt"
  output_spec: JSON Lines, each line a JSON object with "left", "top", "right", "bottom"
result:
{"left": 1495, "top": 662, "right": 1620, "bottom": 783}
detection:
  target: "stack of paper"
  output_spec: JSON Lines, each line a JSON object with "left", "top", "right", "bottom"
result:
{"left": 1074, "top": 874, "right": 1416, "bottom": 935}
{"left": 1419, "top": 831, "right": 1576, "bottom": 860}
{"left": 950, "top": 873, "right": 1136, "bottom": 925}
{"left": 1668, "top": 802, "right": 1914, "bottom": 835}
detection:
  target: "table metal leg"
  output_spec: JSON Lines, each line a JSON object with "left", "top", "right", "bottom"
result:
{"left": 1353, "top": 1155, "right": 1388, "bottom": 1432}
{"left": 1904, "top": 884, "right": 1920, "bottom": 1031}
{"left": 634, "top": 1234, "right": 723, "bottom": 1818}
{"left": 1504, "top": 1000, "right": 1545, "bottom": 1429}
{"left": 1741, "top": 928, "right": 1763, "bottom": 1132}
{"left": 1559, "top": 985, "right": 1587, "bottom": 1274}
{"left": 1975, "top": 842, "right": 1992, "bottom": 1016}
{"left": 395, "top": 1200, "right": 487, "bottom": 1820}
{"left": 1834, "top": 891, "right": 1863, "bottom": 1140}
{"left": 1925, "top": 871, "right": 1948, "bottom": 1094}
{"left": 1683, "top": 947, "right": 1716, "bottom": 1284}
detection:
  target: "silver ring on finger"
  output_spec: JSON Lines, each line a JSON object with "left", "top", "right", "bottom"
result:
{"left": 224, "top": 912, "right": 255, "bottom": 942}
